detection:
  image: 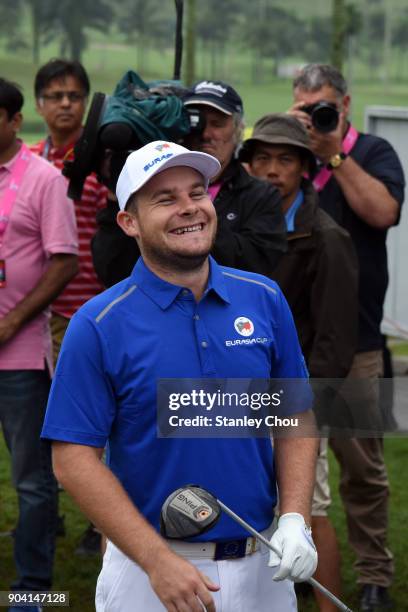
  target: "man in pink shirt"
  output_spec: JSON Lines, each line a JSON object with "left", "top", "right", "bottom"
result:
{"left": 0, "top": 77, "right": 78, "bottom": 609}
{"left": 32, "top": 57, "right": 107, "bottom": 557}
{"left": 32, "top": 59, "right": 107, "bottom": 363}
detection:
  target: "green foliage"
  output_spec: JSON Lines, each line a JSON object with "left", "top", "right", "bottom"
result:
{"left": 2, "top": 0, "right": 408, "bottom": 83}
{"left": 303, "top": 16, "right": 332, "bottom": 63}
{"left": 45, "top": 0, "right": 113, "bottom": 61}
{"left": 0, "top": 0, "right": 26, "bottom": 52}
{"left": 331, "top": 0, "right": 347, "bottom": 70}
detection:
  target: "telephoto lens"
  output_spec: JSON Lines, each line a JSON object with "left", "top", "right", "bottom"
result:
{"left": 303, "top": 102, "right": 339, "bottom": 133}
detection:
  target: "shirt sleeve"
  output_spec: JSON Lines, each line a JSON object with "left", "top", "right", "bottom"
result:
{"left": 96, "top": 182, "right": 109, "bottom": 211}
{"left": 360, "top": 136, "right": 405, "bottom": 209}
{"left": 41, "top": 312, "right": 116, "bottom": 447}
{"left": 39, "top": 173, "right": 78, "bottom": 257}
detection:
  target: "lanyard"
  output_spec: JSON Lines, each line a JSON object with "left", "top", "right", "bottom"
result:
{"left": 0, "top": 143, "right": 31, "bottom": 240}
{"left": 41, "top": 136, "right": 52, "bottom": 160}
{"left": 312, "top": 124, "right": 359, "bottom": 193}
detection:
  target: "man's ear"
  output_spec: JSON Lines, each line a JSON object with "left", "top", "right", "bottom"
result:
{"left": 11, "top": 111, "right": 23, "bottom": 133}
{"left": 35, "top": 97, "right": 45, "bottom": 118}
{"left": 116, "top": 210, "right": 140, "bottom": 239}
{"left": 341, "top": 94, "right": 351, "bottom": 117}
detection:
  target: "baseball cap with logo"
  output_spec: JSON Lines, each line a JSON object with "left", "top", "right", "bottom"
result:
{"left": 116, "top": 141, "right": 221, "bottom": 210}
{"left": 240, "top": 113, "right": 316, "bottom": 171}
{"left": 183, "top": 80, "right": 243, "bottom": 116}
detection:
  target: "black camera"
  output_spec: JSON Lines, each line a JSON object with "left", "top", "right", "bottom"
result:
{"left": 302, "top": 101, "right": 339, "bottom": 133}
{"left": 63, "top": 75, "right": 206, "bottom": 200}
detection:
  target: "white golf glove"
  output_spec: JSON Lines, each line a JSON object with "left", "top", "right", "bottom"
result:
{"left": 268, "top": 513, "right": 318, "bottom": 582}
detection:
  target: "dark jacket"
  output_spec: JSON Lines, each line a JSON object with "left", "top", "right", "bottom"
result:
{"left": 91, "top": 159, "right": 287, "bottom": 287}
{"left": 271, "top": 180, "right": 358, "bottom": 378}
{"left": 210, "top": 159, "right": 286, "bottom": 276}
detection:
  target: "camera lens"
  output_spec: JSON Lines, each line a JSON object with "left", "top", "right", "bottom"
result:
{"left": 311, "top": 104, "right": 339, "bottom": 133}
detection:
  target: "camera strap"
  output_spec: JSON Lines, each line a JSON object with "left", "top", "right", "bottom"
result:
{"left": 0, "top": 142, "right": 32, "bottom": 240}
{"left": 313, "top": 124, "right": 359, "bottom": 192}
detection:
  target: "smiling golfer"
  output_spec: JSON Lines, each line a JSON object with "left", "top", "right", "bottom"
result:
{"left": 42, "top": 141, "right": 319, "bottom": 612}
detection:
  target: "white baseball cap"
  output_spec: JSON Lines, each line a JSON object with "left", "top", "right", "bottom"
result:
{"left": 116, "top": 140, "right": 221, "bottom": 210}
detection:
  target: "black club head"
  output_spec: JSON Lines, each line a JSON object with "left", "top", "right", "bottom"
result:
{"left": 160, "top": 485, "right": 221, "bottom": 539}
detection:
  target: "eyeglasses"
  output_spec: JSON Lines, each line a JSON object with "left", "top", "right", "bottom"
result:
{"left": 40, "top": 91, "right": 87, "bottom": 103}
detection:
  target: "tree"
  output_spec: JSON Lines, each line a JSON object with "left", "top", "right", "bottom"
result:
{"left": 43, "top": 0, "right": 113, "bottom": 62}
{"left": 331, "top": 0, "right": 347, "bottom": 70}
{"left": 195, "top": 0, "right": 241, "bottom": 79}
{"left": 26, "top": 0, "right": 56, "bottom": 64}
{"left": 0, "top": 0, "right": 25, "bottom": 52}
{"left": 184, "top": 0, "right": 196, "bottom": 85}
{"left": 304, "top": 16, "right": 332, "bottom": 63}
{"left": 243, "top": 3, "right": 305, "bottom": 83}
{"left": 117, "top": 0, "right": 172, "bottom": 74}
{"left": 392, "top": 8, "right": 408, "bottom": 78}
{"left": 363, "top": 9, "right": 385, "bottom": 77}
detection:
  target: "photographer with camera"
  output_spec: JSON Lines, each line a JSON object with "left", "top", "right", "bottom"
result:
{"left": 289, "top": 63, "right": 405, "bottom": 612}
{"left": 241, "top": 112, "right": 358, "bottom": 611}
{"left": 91, "top": 79, "right": 287, "bottom": 287}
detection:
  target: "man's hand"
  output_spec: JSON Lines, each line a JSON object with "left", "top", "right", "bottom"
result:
{"left": 149, "top": 548, "right": 219, "bottom": 611}
{"left": 0, "top": 253, "right": 77, "bottom": 348}
{"left": 268, "top": 513, "right": 317, "bottom": 582}
{"left": 0, "top": 311, "right": 22, "bottom": 345}
{"left": 287, "top": 101, "right": 345, "bottom": 164}
{"left": 287, "top": 101, "right": 313, "bottom": 131}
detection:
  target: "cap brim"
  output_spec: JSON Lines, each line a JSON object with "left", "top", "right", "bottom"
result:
{"left": 184, "top": 98, "right": 232, "bottom": 115}
{"left": 244, "top": 135, "right": 311, "bottom": 151}
{"left": 243, "top": 135, "right": 317, "bottom": 174}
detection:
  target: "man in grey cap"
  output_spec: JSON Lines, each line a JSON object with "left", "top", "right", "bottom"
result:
{"left": 182, "top": 80, "right": 287, "bottom": 277}
{"left": 241, "top": 113, "right": 358, "bottom": 612}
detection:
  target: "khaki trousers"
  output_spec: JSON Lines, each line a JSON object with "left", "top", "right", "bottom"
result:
{"left": 50, "top": 312, "right": 70, "bottom": 367}
{"left": 330, "top": 350, "right": 394, "bottom": 587}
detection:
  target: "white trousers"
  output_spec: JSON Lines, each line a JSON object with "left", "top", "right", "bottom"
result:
{"left": 95, "top": 539, "right": 297, "bottom": 612}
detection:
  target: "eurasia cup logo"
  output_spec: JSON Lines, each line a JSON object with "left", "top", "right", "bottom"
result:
{"left": 234, "top": 317, "right": 254, "bottom": 337}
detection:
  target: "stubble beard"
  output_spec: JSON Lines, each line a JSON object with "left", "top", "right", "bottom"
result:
{"left": 141, "top": 233, "right": 216, "bottom": 273}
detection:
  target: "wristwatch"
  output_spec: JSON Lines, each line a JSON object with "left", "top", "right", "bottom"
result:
{"left": 326, "top": 152, "right": 347, "bottom": 170}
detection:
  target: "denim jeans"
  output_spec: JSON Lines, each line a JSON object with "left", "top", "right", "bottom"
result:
{"left": 0, "top": 369, "right": 57, "bottom": 590}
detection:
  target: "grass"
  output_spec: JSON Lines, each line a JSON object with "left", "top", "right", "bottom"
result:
{"left": 389, "top": 340, "right": 408, "bottom": 356}
{"left": 1, "top": 434, "right": 408, "bottom": 611}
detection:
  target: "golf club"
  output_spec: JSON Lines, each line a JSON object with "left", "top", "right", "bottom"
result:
{"left": 161, "top": 485, "right": 354, "bottom": 612}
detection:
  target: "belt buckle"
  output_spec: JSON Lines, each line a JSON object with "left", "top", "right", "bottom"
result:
{"left": 214, "top": 538, "right": 247, "bottom": 560}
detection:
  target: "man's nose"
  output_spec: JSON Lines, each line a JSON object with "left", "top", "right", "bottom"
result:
{"left": 178, "top": 194, "right": 198, "bottom": 214}
{"left": 201, "top": 123, "right": 214, "bottom": 142}
{"left": 60, "top": 94, "right": 72, "bottom": 106}
{"left": 266, "top": 160, "right": 279, "bottom": 177}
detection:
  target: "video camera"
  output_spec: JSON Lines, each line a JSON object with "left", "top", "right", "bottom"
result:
{"left": 302, "top": 101, "right": 339, "bottom": 133}
{"left": 63, "top": 75, "right": 206, "bottom": 200}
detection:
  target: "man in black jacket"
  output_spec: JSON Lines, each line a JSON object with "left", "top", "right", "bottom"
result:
{"left": 289, "top": 64, "right": 404, "bottom": 612}
{"left": 242, "top": 113, "right": 358, "bottom": 612}
{"left": 91, "top": 80, "right": 287, "bottom": 286}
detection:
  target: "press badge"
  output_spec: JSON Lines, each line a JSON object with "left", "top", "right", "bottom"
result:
{"left": 0, "top": 259, "right": 6, "bottom": 288}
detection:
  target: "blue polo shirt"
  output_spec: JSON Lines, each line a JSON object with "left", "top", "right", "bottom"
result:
{"left": 42, "top": 256, "right": 309, "bottom": 541}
